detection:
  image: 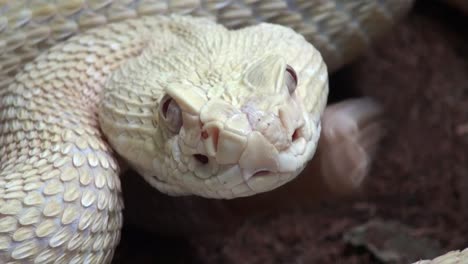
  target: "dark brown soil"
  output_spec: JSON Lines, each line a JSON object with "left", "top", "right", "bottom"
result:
{"left": 114, "top": 1, "right": 468, "bottom": 263}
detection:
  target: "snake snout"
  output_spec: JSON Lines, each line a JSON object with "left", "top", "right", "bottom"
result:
{"left": 238, "top": 131, "right": 280, "bottom": 181}
{"left": 242, "top": 103, "right": 305, "bottom": 152}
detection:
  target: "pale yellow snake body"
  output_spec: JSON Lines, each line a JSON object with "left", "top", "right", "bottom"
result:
{"left": 0, "top": 1, "right": 464, "bottom": 263}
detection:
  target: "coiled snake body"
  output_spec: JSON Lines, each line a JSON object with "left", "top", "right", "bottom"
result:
{"left": 0, "top": 1, "right": 464, "bottom": 263}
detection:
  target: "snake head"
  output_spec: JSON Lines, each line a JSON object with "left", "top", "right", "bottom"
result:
{"left": 100, "top": 16, "right": 328, "bottom": 199}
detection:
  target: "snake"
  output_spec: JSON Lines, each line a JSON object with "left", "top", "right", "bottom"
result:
{"left": 0, "top": 0, "right": 465, "bottom": 263}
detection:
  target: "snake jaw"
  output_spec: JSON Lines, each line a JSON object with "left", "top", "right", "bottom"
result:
{"left": 178, "top": 95, "right": 320, "bottom": 198}
{"left": 147, "top": 90, "right": 319, "bottom": 199}
{"left": 227, "top": 112, "right": 321, "bottom": 197}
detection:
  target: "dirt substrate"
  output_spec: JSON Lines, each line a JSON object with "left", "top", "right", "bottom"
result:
{"left": 114, "top": 1, "right": 468, "bottom": 263}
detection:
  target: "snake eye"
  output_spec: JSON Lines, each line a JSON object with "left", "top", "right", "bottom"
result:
{"left": 285, "top": 64, "right": 298, "bottom": 94}
{"left": 159, "top": 94, "right": 182, "bottom": 133}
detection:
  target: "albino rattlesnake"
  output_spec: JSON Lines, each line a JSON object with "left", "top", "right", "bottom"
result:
{"left": 0, "top": 0, "right": 464, "bottom": 263}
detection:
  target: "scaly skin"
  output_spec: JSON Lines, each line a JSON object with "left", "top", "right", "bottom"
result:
{"left": 3, "top": 1, "right": 460, "bottom": 264}
{"left": 0, "top": 0, "right": 414, "bottom": 87}
{"left": 0, "top": 13, "right": 325, "bottom": 264}
{"left": 414, "top": 249, "right": 468, "bottom": 264}
{"left": 98, "top": 17, "right": 327, "bottom": 198}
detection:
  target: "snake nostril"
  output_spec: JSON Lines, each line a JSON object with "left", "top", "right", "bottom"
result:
{"left": 193, "top": 154, "right": 209, "bottom": 165}
{"left": 201, "top": 131, "right": 209, "bottom": 139}
{"left": 292, "top": 128, "right": 300, "bottom": 141}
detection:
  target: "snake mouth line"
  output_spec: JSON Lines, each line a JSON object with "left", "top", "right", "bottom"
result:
{"left": 252, "top": 170, "right": 273, "bottom": 177}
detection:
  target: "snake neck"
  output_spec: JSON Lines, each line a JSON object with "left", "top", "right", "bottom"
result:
{"left": 0, "top": 0, "right": 415, "bottom": 90}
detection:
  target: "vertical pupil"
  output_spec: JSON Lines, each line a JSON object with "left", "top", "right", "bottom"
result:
{"left": 162, "top": 98, "right": 172, "bottom": 118}
{"left": 160, "top": 95, "right": 183, "bottom": 133}
{"left": 286, "top": 65, "right": 297, "bottom": 87}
